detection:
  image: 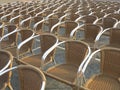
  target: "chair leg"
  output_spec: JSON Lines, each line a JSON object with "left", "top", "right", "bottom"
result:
{"left": 8, "top": 82, "right": 13, "bottom": 90}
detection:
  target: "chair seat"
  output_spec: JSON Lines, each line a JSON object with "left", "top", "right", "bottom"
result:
{"left": 6, "top": 46, "right": 30, "bottom": 57}
{"left": 58, "top": 36, "right": 71, "bottom": 41}
{"left": 84, "top": 74, "right": 120, "bottom": 90}
{"left": 1, "top": 40, "right": 15, "bottom": 49}
{"left": 20, "top": 54, "right": 43, "bottom": 67}
{"left": 46, "top": 64, "right": 78, "bottom": 86}
{"left": 19, "top": 53, "right": 51, "bottom": 67}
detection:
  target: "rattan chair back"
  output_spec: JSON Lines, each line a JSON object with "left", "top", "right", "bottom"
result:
{"left": 0, "top": 65, "right": 46, "bottom": 90}
{"left": 0, "top": 50, "right": 13, "bottom": 90}
{"left": 101, "top": 48, "right": 120, "bottom": 77}
{"left": 65, "top": 41, "right": 89, "bottom": 67}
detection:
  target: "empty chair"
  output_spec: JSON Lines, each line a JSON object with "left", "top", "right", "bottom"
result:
{"left": 76, "top": 15, "right": 98, "bottom": 25}
{"left": 75, "top": 15, "right": 98, "bottom": 31}
{"left": 96, "top": 28, "right": 120, "bottom": 48}
{"left": 0, "top": 24, "right": 17, "bottom": 49}
{"left": 91, "top": 11, "right": 105, "bottom": 19}
{"left": 51, "top": 21, "right": 78, "bottom": 41}
{"left": 30, "top": 16, "right": 43, "bottom": 29}
{"left": 72, "top": 24, "right": 103, "bottom": 50}
{"left": 19, "top": 14, "right": 32, "bottom": 29}
{"left": 0, "top": 29, "right": 34, "bottom": 58}
{"left": 94, "top": 17, "right": 118, "bottom": 36}
{"left": 102, "top": 8, "right": 116, "bottom": 14}
{"left": 79, "top": 47, "right": 120, "bottom": 90}
{"left": 16, "top": 34, "right": 58, "bottom": 68}
{"left": 62, "top": 13, "right": 79, "bottom": 22}
{"left": 0, "top": 50, "right": 13, "bottom": 90}
{"left": 0, "top": 65, "right": 46, "bottom": 90}
{"left": 45, "top": 40, "right": 91, "bottom": 90}
{"left": 106, "top": 13, "right": 120, "bottom": 21}
{"left": 41, "top": 18, "right": 59, "bottom": 34}
{"left": 1, "top": 11, "right": 12, "bottom": 25}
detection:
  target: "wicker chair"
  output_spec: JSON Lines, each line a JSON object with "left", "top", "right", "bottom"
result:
{"left": 45, "top": 40, "right": 91, "bottom": 90}
{"left": 78, "top": 24, "right": 103, "bottom": 50}
{"left": 75, "top": 15, "right": 98, "bottom": 31}
{"left": 42, "top": 18, "right": 59, "bottom": 34}
{"left": 1, "top": 11, "right": 12, "bottom": 25}
{"left": 106, "top": 13, "right": 120, "bottom": 21}
{"left": 96, "top": 28, "right": 120, "bottom": 48}
{"left": 30, "top": 16, "right": 43, "bottom": 29}
{"left": 91, "top": 11, "right": 105, "bottom": 19}
{"left": 19, "top": 14, "right": 32, "bottom": 29}
{"left": 16, "top": 34, "right": 58, "bottom": 68}
{"left": 51, "top": 21, "right": 78, "bottom": 41}
{"left": 0, "top": 50, "right": 13, "bottom": 90}
{"left": 94, "top": 17, "right": 118, "bottom": 36}
{"left": 79, "top": 47, "right": 120, "bottom": 90}
{"left": 0, "top": 24, "right": 17, "bottom": 49}
{"left": 0, "top": 65, "right": 46, "bottom": 90}
{"left": 0, "top": 29, "right": 34, "bottom": 58}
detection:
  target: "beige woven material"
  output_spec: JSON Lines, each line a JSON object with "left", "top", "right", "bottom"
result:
{"left": 5, "top": 29, "right": 34, "bottom": 57}
{"left": 57, "top": 21, "right": 78, "bottom": 41}
{"left": 108, "top": 28, "right": 120, "bottom": 48}
{"left": 16, "top": 34, "right": 58, "bottom": 68}
{"left": 106, "top": 13, "right": 120, "bottom": 21}
{"left": 92, "top": 12, "right": 105, "bottom": 18}
{"left": 0, "top": 50, "right": 13, "bottom": 90}
{"left": 81, "top": 48, "right": 120, "bottom": 90}
{"left": 0, "top": 65, "right": 46, "bottom": 90}
{"left": 46, "top": 40, "right": 89, "bottom": 89}
{"left": 80, "top": 15, "right": 97, "bottom": 24}
{"left": 1, "top": 24, "right": 17, "bottom": 49}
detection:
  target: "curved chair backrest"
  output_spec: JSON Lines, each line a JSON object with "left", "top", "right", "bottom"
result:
{"left": 92, "top": 11, "right": 105, "bottom": 18}
{"left": 0, "top": 65, "right": 46, "bottom": 90}
{"left": 65, "top": 40, "right": 89, "bottom": 67}
{"left": 84, "top": 24, "right": 102, "bottom": 42}
{"left": 64, "top": 21, "right": 78, "bottom": 37}
{"left": 81, "top": 15, "right": 97, "bottom": 24}
{"left": 40, "top": 34, "right": 58, "bottom": 60}
{"left": 18, "top": 29, "right": 34, "bottom": 54}
{"left": 48, "top": 18, "right": 59, "bottom": 32}
{"left": 4, "top": 24, "right": 17, "bottom": 45}
{"left": 109, "top": 28, "right": 120, "bottom": 48}
{"left": 100, "top": 48, "right": 120, "bottom": 77}
{"left": 106, "top": 13, "right": 120, "bottom": 21}
{"left": 0, "top": 50, "right": 13, "bottom": 90}
{"left": 102, "top": 17, "right": 117, "bottom": 29}
{"left": 69, "top": 13, "right": 79, "bottom": 21}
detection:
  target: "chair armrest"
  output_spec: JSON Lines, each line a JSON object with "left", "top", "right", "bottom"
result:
{"left": 0, "top": 60, "right": 11, "bottom": 73}
{"left": 94, "top": 26, "right": 103, "bottom": 42}
{"left": 70, "top": 24, "right": 84, "bottom": 37}
{"left": 46, "top": 12, "right": 55, "bottom": 19}
{"left": 59, "top": 14, "right": 67, "bottom": 22}
{"left": 93, "top": 18, "right": 103, "bottom": 24}
{"left": 95, "top": 28, "right": 111, "bottom": 42}
{"left": 50, "top": 21, "right": 65, "bottom": 33}
{"left": 20, "top": 16, "right": 32, "bottom": 26}
{"left": 81, "top": 49, "right": 100, "bottom": 74}
{"left": 17, "top": 33, "right": 35, "bottom": 50}
{"left": 75, "top": 16, "right": 85, "bottom": 23}
{"left": 9, "top": 15, "right": 21, "bottom": 23}
{"left": 0, "top": 28, "right": 18, "bottom": 42}
{"left": 33, "top": 19, "right": 45, "bottom": 30}
{"left": 1, "top": 13, "right": 12, "bottom": 21}
{"left": 42, "top": 41, "right": 64, "bottom": 61}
